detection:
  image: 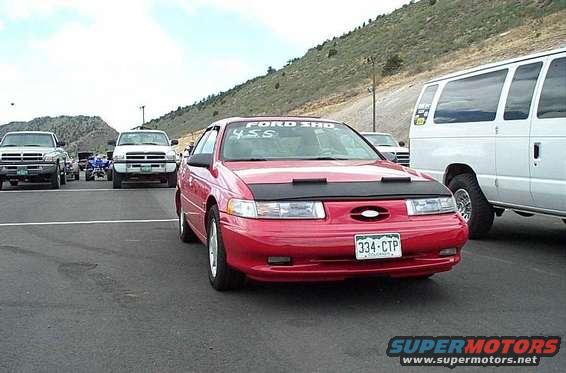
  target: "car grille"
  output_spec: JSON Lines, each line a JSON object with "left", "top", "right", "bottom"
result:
{"left": 395, "top": 152, "right": 410, "bottom": 167}
{"left": 126, "top": 152, "right": 166, "bottom": 161}
{"left": 0, "top": 152, "right": 44, "bottom": 161}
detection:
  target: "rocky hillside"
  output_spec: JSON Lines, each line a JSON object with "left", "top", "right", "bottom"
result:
{"left": 147, "top": 0, "right": 565, "bottom": 140}
{"left": 0, "top": 116, "right": 117, "bottom": 155}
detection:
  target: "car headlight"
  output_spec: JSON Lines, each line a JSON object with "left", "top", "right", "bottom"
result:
{"left": 227, "top": 199, "right": 325, "bottom": 219}
{"left": 43, "top": 152, "right": 58, "bottom": 162}
{"left": 113, "top": 153, "right": 125, "bottom": 160}
{"left": 406, "top": 197, "right": 456, "bottom": 216}
{"left": 166, "top": 150, "right": 176, "bottom": 160}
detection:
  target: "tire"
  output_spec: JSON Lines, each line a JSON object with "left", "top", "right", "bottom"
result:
{"left": 112, "top": 169, "right": 122, "bottom": 189}
{"left": 0, "top": 179, "right": 3, "bottom": 190}
{"left": 178, "top": 209, "right": 198, "bottom": 243}
{"left": 167, "top": 172, "right": 177, "bottom": 188}
{"left": 60, "top": 169, "right": 67, "bottom": 185}
{"left": 50, "top": 165, "right": 61, "bottom": 189}
{"left": 85, "top": 170, "right": 92, "bottom": 181}
{"left": 9, "top": 181, "right": 18, "bottom": 187}
{"left": 75, "top": 172, "right": 80, "bottom": 181}
{"left": 207, "top": 206, "right": 245, "bottom": 291}
{"left": 448, "top": 173, "right": 494, "bottom": 239}
{"left": 106, "top": 170, "right": 113, "bottom": 181}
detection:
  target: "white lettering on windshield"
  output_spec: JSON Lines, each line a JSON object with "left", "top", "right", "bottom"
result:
{"left": 244, "top": 121, "right": 336, "bottom": 129}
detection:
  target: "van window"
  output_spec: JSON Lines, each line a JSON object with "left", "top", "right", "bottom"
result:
{"left": 434, "top": 69, "right": 508, "bottom": 123}
{"left": 537, "top": 57, "right": 566, "bottom": 119}
{"left": 504, "top": 62, "right": 542, "bottom": 120}
{"left": 413, "top": 85, "right": 437, "bottom": 125}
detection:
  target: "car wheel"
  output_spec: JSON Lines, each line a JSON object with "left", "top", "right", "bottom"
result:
{"left": 167, "top": 172, "right": 177, "bottom": 188}
{"left": 50, "top": 165, "right": 61, "bottom": 189}
{"left": 112, "top": 170, "right": 122, "bottom": 189}
{"left": 9, "top": 180, "right": 18, "bottom": 187}
{"left": 207, "top": 205, "right": 245, "bottom": 291}
{"left": 75, "top": 172, "right": 80, "bottom": 181}
{"left": 60, "top": 170, "right": 67, "bottom": 185}
{"left": 448, "top": 173, "right": 494, "bottom": 239}
{"left": 106, "top": 170, "right": 113, "bottom": 182}
{"left": 178, "top": 209, "right": 198, "bottom": 243}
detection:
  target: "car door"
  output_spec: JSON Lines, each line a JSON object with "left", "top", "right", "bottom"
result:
{"left": 529, "top": 55, "right": 566, "bottom": 214}
{"left": 186, "top": 129, "right": 218, "bottom": 235}
{"left": 495, "top": 61, "right": 543, "bottom": 206}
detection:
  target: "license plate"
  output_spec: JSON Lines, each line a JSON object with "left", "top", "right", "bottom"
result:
{"left": 355, "top": 233, "right": 402, "bottom": 260}
{"left": 17, "top": 167, "right": 28, "bottom": 176}
{"left": 141, "top": 165, "right": 152, "bottom": 173}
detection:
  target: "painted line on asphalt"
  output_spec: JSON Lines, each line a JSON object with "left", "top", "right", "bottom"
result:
{"left": 0, "top": 219, "right": 178, "bottom": 227}
{"left": 0, "top": 188, "right": 170, "bottom": 193}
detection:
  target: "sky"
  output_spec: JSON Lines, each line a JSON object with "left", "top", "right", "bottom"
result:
{"left": 0, "top": 0, "right": 411, "bottom": 131}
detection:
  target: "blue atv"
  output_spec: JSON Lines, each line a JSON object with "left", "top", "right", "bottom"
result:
{"left": 85, "top": 155, "right": 113, "bottom": 181}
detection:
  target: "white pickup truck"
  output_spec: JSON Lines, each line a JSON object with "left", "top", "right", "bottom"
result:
{"left": 0, "top": 131, "right": 68, "bottom": 189}
{"left": 109, "top": 129, "right": 179, "bottom": 189}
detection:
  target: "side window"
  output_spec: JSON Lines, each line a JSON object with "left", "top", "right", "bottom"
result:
{"left": 504, "top": 62, "right": 542, "bottom": 120}
{"left": 537, "top": 57, "right": 566, "bottom": 119}
{"left": 200, "top": 130, "right": 218, "bottom": 154}
{"left": 413, "top": 84, "right": 438, "bottom": 125}
{"left": 192, "top": 131, "right": 210, "bottom": 155}
{"left": 434, "top": 69, "right": 508, "bottom": 123}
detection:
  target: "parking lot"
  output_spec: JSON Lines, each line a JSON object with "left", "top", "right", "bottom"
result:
{"left": 0, "top": 178, "right": 564, "bottom": 373}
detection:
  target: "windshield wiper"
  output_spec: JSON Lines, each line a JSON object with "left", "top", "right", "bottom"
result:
{"left": 118, "top": 143, "right": 137, "bottom": 146}
{"left": 23, "top": 144, "right": 42, "bottom": 147}
{"left": 229, "top": 158, "right": 269, "bottom": 161}
{"left": 1, "top": 144, "right": 18, "bottom": 147}
{"left": 141, "top": 142, "right": 162, "bottom": 145}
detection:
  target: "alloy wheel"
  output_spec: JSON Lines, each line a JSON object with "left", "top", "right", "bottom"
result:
{"left": 454, "top": 188, "right": 472, "bottom": 222}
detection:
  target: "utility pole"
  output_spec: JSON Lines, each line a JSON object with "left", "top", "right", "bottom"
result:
{"left": 366, "top": 56, "right": 377, "bottom": 132}
{"left": 139, "top": 105, "right": 146, "bottom": 125}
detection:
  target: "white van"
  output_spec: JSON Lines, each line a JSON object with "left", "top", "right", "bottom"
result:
{"left": 409, "top": 47, "right": 566, "bottom": 238}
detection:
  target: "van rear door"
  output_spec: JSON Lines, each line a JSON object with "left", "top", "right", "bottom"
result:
{"left": 529, "top": 55, "right": 566, "bottom": 214}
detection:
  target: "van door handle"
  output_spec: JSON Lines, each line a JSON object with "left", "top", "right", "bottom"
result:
{"left": 533, "top": 143, "right": 541, "bottom": 160}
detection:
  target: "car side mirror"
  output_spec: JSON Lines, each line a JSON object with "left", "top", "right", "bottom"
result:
{"left": 398, "top": 141, "right": 406, "bottom": 147}
{"left": 57, "top": 141, "right": 66, "bottom": 147}
{"left": 187, "top": 153, "right": 212, "bottom": 169}
{"left": 170, "top": 139, "right": 179, "bottom": 146}
{"left": 107, "top": 140, "right": 116, "bottom": 146}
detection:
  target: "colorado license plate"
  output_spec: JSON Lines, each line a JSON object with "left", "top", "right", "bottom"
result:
{"left": 141, "top": 165, "right": 152, "bottom": 173}
{"left": 355, "top": 233, "right": 402, "bottom": 260}
{"left": 17, "top": 167, "right": 28, "bottom": 176}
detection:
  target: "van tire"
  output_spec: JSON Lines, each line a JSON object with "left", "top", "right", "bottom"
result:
{"left": 448, "top": 174, "right": 494, "bottom": 239}
{"left": 112, "top": 170, "right": 123, "bottom": 189}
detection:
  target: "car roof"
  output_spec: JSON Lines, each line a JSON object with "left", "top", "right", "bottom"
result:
{"left": 4, "top": 131, "right": 54, "bottom": 135}
{"left": 426, "top": 46, "right": 566, "bottom": 84}
{"left": 206, "top": 116, "right": 339, "bottom": 129}
{"left": 119, "top": 129, "right": 167, "bottom": 134}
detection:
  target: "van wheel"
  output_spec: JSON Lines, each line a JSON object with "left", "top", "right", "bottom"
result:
{"left": 448, "top": 174, "right": 494, "bottom": 239}
{"left": 207, "top": 206, "right": 245, "bottom": 291}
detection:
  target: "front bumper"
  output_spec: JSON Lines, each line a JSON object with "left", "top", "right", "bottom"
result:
{"left": 0, "top": 161, "right": 57, "bottom": 178}
{"left": 219, "top": 212, "right": 468, "bottom": 282}
{"left": 113, "top": 160, "right": 177, "bottom": 174}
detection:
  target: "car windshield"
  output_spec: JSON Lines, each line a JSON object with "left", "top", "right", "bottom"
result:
{"left": 221, "top": 121, "right": 379, "bottom": 161}
{"left": 0, "top": 133, "right": 55, "bottom": 147}
{"left": 363, "top": 134, "right": 398, "bottom": 147}
{"left": 117, "top": 132, "right": 169, "bottom": 146}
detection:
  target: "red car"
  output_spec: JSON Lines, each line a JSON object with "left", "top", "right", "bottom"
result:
{"left": 176, "top": 117, "right": 468, "bottom": 290}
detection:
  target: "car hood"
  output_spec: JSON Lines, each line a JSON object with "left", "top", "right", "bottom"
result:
{"left": 0, "top": 146, "right": 55, "bottom": 154}
{"left": 225, "top": 160, "right": 429, "bottom": 185}
{"left": 375, "top": 146, "right": 409, "bottom": 153}
{"left": 113, "top": 145, "right": 173, "bottom": 154}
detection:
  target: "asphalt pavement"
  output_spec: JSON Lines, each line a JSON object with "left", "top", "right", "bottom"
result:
{"left": 0, "top": 177, "right": 564, "bottom": 373}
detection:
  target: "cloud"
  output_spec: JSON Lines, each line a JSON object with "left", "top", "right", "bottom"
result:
{"left": 0, "top": 19, "right": 4, "bottom": 31}
{"left": 180, "top": 0, "right": 410, "bottom": 49}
